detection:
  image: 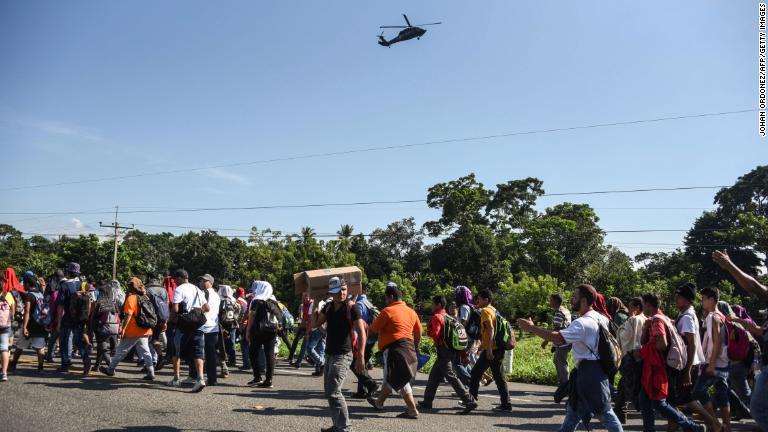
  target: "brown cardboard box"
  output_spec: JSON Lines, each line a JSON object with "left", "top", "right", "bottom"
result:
{"left": 293, "top": 266, "right": 363, "bottom": 300}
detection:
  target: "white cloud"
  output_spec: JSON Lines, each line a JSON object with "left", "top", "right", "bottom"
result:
{"left": 71, "top": 218, "right": 84, "bottom": 229}
{"left": 203, "top": 168, "right": 251, "bottom": 185}
{"left": 19, "top": 118, "right": 104, "bottom": 142}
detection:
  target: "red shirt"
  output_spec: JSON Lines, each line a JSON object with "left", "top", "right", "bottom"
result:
{"left": 427, "top": 309, "right": 447, "bottom": 347}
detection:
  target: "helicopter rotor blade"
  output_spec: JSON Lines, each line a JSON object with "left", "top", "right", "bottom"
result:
{"left": 403, "top": 14, "right": 412, "bottom": 27}
{"left": 415, "top": 22, "right": 442, "bottom": 26}
{"left": 379, "top": 25, "right": 407, "bottom": 28}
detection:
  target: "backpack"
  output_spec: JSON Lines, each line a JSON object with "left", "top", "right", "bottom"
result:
{"left": 465, "top": 307, "right": 482, "bottom": 340}
{"left": 93, "top": 293, "right": 121, "bottom": 337}
{"left": 653, "top": 314, "right": 688, "bottom": 371}
{"left": 358, "top": 298, "right": 380, "bottom": 325}
{"left": 69, "top": 291, "right": 91, "bottom": 323}
{"left": 147, "top": 288, "right": 170, "bottom": 323}
{"left": 219, "top": 298, "right": 241, "bottom": 330}
{"left": 253, "top": 299, "right": 279, "bottom": 333}
{"left": 586, "top": 314, "right": 621, "bottom": 377}
{"left": 724, "top": 318, "right": 751, "bottom": 361}
{"left": 494, "top": 311, "right": 516, "bottom": 351}
{"left": 278, "top": 302, "right": 294, "bottom": 331}
{"left": 29, "top": 292, "right": 52, "bottom": 328}
{"left": 133, "top": 294, "right": 158, "bottom": 329}
{"left": 0, "top": 292, "right": 12, "bottom": 329}
{"left": 441, "top": 313, "right": 469, "bottom": 351}
{"left": 11, "top": 290, "right": 24, "bottom": 324}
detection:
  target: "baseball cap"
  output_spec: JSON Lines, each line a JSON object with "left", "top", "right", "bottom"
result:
{"left": 328, "top": 276, "right": 346, "bottom": 294}
{"left": 199, "top": 274, "right": 214, "bottom": 284}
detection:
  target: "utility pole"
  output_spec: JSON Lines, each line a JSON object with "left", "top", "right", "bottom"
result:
{"left": 100, "top": 206, "right": 134, "bottom": 281}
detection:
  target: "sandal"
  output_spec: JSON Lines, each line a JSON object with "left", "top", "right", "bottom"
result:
{"left": 396, "top": 411, "right": 419, "bottom": 419}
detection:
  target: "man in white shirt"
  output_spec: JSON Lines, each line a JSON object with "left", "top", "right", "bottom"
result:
{"left": 199, "top": 274, "right": 223, "bottom": 386}
{"left": 168, "top": 269, "right": 208, "bottom": 393}
{"left": 518, "top": 284, "right": 623, "bottom": 432}
{"left": 692, "top": 287, "right": 731, "bottom": 432}
{"left": 672, "top": 283, "right": 720, "bottom": 432}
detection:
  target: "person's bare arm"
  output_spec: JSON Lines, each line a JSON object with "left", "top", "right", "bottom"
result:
{"left": 732, "top": 317, "right": 764, "bottom": 337}
{"left": 713, "top": 250, "right": 768, "bottom": 302}
{"left": 655, "top": 327, "right": 668, "bottom": 353}
{"left": 517, "top": 318, "right": 566, "bottom": 345}
{"left": 682, "top": 332, "right": 696, "bottom": 386}
{"left": 23, "top": 301, "right": 31, "bottom": 337}
{"left": 245, "top": 310, "right": 256, "bottom": 340}
{"left": 314, "top": 310, "right": 328, "bottom": 328}
{"left": 354, "top": 319, "right": 367, "bottom": 373}
{"left": 707, "top": 316, "right": 722, "bottom": 375}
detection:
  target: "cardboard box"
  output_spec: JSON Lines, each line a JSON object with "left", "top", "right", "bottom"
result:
{"left": 293, "top": 266, "right": 363, "bottom": 300}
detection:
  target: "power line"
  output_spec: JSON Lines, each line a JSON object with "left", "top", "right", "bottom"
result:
{"left": 0, "top": 186, "right": 730, "bottom": 216}
{"left": 0, "top": 108, "right": 755, "bottom": 192}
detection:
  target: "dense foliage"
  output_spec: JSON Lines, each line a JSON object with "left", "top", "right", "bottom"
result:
{"left": 1, "top": 166, "right": 765, "bottom": 318}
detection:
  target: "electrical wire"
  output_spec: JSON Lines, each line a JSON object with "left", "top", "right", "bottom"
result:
{"left": 0, "top": 108, "right": 755, "bottom": 192}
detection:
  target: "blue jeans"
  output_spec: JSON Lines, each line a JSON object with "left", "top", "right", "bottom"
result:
{"left": 558, "top": 403, "right": 624, "bottom": 432}
{"left": 693, "top": 366, "right": 730, "bottom": 408}
{"left": 0, "top": 327, "right": 12, "bottom": 352}
{"left": 59, "top": 323, "right": 87, "bottom": 367}
{"left": 728, "top": 361, "right": 751, "bottom": 403}
{"left": 240, "top": 333, "right": 251, "bottom": 369}
{"left": 639, "top": 388, "right": 698, "bottom": 431}
{"left": 307, "top": 329, "right": 326, "bottom": 369}
{"left": 751, "top": 365, "right": 768, "bottom": 431}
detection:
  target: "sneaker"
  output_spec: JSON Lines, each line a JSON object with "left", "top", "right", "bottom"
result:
{"left": 257, "top": 381, "right": 273, "bottom": 388}
{"left": 142, "top": 374, "right": 155, "bottom": 381}
{"left": 155, "top": 358, "right": 166, "bottom": 372}
{"left": 181, "top": 376, "right": 197, "bottom": 385}
{"left": 0, "top": 373, "right": 7, "bottom": 382}
{"left": 416, "top": 401, "right": 433, "bottom": 410}
{"left": 37, "top": 363, "right": 44, "bottom": 371}
{"left": 461, "top": 400, "right": 478, "bottom": 412}
{"left": 167, "top": 377, "right": 181, "bottom": 387}
{"left": 191, "top": 379, "right": 206, "bottom": 393}
{"left": 320, "top": 427, "right": 336, "bottom": 432}
{"left": 492, "top": 404, "right": 512, "bottom": 412}
{"left": 248, "top": 378, "right": 263, "bottom": 386}
{"left": 98, "top": 366, "right": 115, "bottom": 377}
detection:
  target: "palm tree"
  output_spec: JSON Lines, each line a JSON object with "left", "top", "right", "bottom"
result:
{"left": 337, "top": 224, "right": 354, "bottom": 240}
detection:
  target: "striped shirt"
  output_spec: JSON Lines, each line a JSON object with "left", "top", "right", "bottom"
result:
{"left": 553, "top": 305, "right": 572, "bottom": 348}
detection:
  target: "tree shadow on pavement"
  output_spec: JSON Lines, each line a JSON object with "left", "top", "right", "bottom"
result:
{"left": 94, "top": 428, "right": 242, "bottom": 432}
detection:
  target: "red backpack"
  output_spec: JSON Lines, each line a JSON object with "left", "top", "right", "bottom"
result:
{"left": 724, "top": 317, "right": 750, "bottom": 361}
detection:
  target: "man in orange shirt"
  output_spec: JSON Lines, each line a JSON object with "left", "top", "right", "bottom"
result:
{"left": 368, "top": 282, "right": 422, "bottom": 419}
{"left": 99, "top": 277, "right": 155, "bottom": 381}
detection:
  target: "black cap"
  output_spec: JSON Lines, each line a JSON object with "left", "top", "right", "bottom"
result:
{"left": 173, "top": 269, "right": 189, "bottom": 279}
{"left": 675, "top": 282, "right": 697, "bottom": 302}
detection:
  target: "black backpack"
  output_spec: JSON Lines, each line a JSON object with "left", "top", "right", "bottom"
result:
{"left": 252, "top": 299, "right": 279, "bottom": 333}
{"left": 134, "top": 294, "right": 158, "bottom": 329}
{"left": 177, "top": 289, "right": 206, "bottom": 333}
{"left": 465, "top": 307, "right": 482, "bottom": 340}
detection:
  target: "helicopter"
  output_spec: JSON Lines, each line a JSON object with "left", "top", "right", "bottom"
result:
{"left": 378, "top": 14, "right": 441, "bottom": 47}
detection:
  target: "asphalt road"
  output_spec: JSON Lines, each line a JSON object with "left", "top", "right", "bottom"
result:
{"left": 1, "top": 353, "right": 760, "bottom": 432}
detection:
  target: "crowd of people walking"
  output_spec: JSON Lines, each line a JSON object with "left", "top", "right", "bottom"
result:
{"left": 0, "top": 249, "right": 766, "bottom": 432}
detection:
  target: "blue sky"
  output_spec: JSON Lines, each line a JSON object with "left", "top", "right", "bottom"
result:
{"left": 0, "top": 0, "right": 762, "bottom": 256}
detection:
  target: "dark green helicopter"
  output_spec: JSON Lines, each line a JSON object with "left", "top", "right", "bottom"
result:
{"left": 378, "top": 14, "right": 441, "bottom": 47}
